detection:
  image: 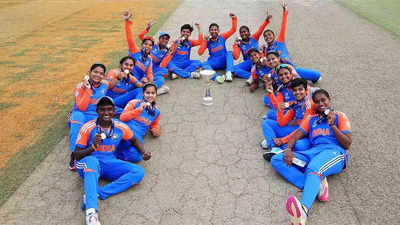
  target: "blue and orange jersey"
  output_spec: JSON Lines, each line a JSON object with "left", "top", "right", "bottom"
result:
{"left": 198, "top": 16, "right": 237, "bottom": 58}
{"left": 170, "top": 32, "right": 203, "bottom": 66}
{"left": 119, "top": 99, "right": 161, "bottom": 139}
{"left": 299, "top": 112, "right": 351, "bottom": 147}
{"left": 233, "top": 19, "right": 270, "bottom": 61}
{"left": 251, "top": 64, "right": 273, "bottom": 80}
{"left": 263, "top": 10, "right": 291, "bottom": 62}
{"left": 138, "top": 28, "right": 171, "bottom": 68}
{"left": 73, "top": 81, "right": 108, "bottom": 116}
{"left": 105, "top": 68, "right": 139, "bottom": 98}
{"left": 75, "top": 119, "right": 134, "bottom": 157}
{"left": 125, "top": 20, "right": 154, "bottom": 82}
{"left": 277, "top": 94, "right": 316, "bottom": 127}
{"left": 266, "top": 84, "right": 295, "bottom": 110}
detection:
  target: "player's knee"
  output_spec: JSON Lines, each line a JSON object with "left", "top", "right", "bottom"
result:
{"left": 130, "top": 165, "right": 145, "bottom": 182}
{"left": 81, "top": 156, "right": 100, "bottom": 170}
{"left": 270, "top": 153, "right": 285, "bottom": 169}
{"left": 71, "top": 111, "right": 85, "bottom": 122}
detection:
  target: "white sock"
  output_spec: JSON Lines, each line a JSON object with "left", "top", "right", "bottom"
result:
{"left": 86, "top": 208, "right": 96, "bottom": 216}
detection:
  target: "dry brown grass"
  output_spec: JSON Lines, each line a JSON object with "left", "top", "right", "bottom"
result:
{"left": 0, "top": 0, "right": 180, "bottom": 168}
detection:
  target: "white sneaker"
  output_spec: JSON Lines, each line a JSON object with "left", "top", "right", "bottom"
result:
{"left": 225, "top": 71, "right": 233, "bottom": 82}
{"left": 246, "top": 76, "right": 253, "bottom": 85}
{"left": 215, "top": 75, "right": 225, "bottom": 84}
{"left": 318, "top": 177, "right": 329, "bottom": 202}
{"left": 260, "top": 139, "right": 269, "bottom": 149}
{"left": 170, "top": 73, "right": 178, "bottom": 80}
{"left": 286, "top": 195, "right": 307, "bottom": 225}
{"left": 86, "top": 208, "right": 101, "bottom": 225}
{"left": 157, "top": 85, "right": 170, "bottom": 95}
{"left": 190, "top": 71, "right": 200, "bottom": 79}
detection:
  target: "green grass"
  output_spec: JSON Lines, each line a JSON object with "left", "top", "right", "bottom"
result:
{"left": 0, "top": 2, "right": 181, "bottom": 208}
{"left": 337, "top": 0, "right": 400, "bottom": 37}
{"left": 0, "top": 102, "right": 19, "bottom": 111}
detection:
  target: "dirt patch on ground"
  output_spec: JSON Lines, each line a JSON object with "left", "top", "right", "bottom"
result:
{"left": 0, "top": 0, "right": 180, "bottom": 168}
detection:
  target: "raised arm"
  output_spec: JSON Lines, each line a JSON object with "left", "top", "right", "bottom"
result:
{"left": 277, "top": 108, "right": 294, "bottom": 126}
{"left": 198, "top": 35, "right": 208, "bottom": 56}
{"left": 150, "top": 113, "right": 161, "bottom": 137}
{"left": 232, "top": 38, "right": 241, "bottom": 60}
{"left": 146, "top": 60, "right": 154, "bottom": 82}
{"left": 189, "top": 23, "right": 203, "bottom": 46}
{"left": 138, "top": 21, "right": 154, "bottom": 41}
{"left": 221, "top": 13, "right": 238, "bottom": 40}
{"left": 251, "top": 9, "right": 272, "bottom": 41}
{"left": 160, "top": 41, "right": 176, "bottom": 67}
{"left": 124, "top": 12, "right": 140, "bottom": 54}
{"left": 277, "top": 2, "right": 288, "bottom": 43}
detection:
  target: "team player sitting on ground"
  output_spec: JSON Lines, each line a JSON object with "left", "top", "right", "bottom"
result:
{"left": 68, "top": 1, "right": 351, "bottom": 225}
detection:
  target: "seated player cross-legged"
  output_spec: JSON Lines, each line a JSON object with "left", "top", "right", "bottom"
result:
{"left": 105, "top": 56, "right": 144, "bottom": 112}
{"left": 270, "top": 89, "right": 352, "bottom": 225}
{"left": 261, "top": 78, "right": 316, "bottom": 161}
{"left": 117, "top": 83, "right": 161, "bottom": 162}
{"left": 74, "top": 96, "right": 151, "bottom": 225}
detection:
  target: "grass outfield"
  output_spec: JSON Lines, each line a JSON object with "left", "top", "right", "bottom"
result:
{"left": 0, "top": 0, "right": 181, "bottom": 207}
{"left": 337, "top": 0, "right": 400, "bottom": 37}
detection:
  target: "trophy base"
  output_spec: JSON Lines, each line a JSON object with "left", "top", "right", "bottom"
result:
{"left": 202, "top": 96, "right": 213, "bottom": 106}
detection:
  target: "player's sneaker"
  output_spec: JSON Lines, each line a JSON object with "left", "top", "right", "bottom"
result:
{"left": 69, "top": 153, "right": 76, "bottom": 171}
{"left": 246, "top": 76, "right": 253, "bottom": 85}
{"left": 286, "top": 195, "right": 308, "bottom": 225}
{"left": 260, "top": 139, "right": 269, "bottom": 149}
{"left": 225, "top": 71, "right": 233, "bottom": 82}
{"left": 157, "top": 85, "right": 170, "bottom": 95}
{"left": 263, "top": 147, "right": 284, "bottom": 161}
{"left": 215, "top": 75, "right": 225, "bottom": 84}
{"left": 86, "top": 208, "right": 101, "bottom": 225}
{"left": 318, "top": 177, "right": 329, "bottom": 202}
{"left": 81, "top": 194, "right": 86, "bottom": 210}
{"left": 170, "top": 73, "right": 178, "bottom": 80}
{"left": 190, "top": 71, "right": 200, "bottom": 79}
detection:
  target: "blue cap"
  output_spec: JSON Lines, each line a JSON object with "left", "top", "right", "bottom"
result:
{"left": 159, "top": 31, "right": 170, "bottom": 39}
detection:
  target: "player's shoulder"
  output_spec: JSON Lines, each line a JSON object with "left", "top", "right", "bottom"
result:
{"left": 114, "top": 119, "right": 131, "bottom": 131}
{"left": 81, "top": 119, "right": 97, "bottom": 133}
{"left": 336, "top": 111, "right": 349, "bottom": 120}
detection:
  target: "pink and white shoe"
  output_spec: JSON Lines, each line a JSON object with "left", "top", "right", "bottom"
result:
{"left": 318, "top": 177, "right": 329, "bottom": 202}
{"left": 286, "top": 195, "right": 307, "bottom": 225}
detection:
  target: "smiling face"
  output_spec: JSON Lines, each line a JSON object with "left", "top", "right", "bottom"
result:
{"left": 142, "top": 39, "right": 154, "bottom": 54}
{"left": 209, "top": 25, "right": 219, "bottom": 39}
{"left": 97, "top": 104, "right": 115, "bottom": 123}
{"left": 249, "top": 51, "right": 260, "bottom": 64}
{"left": 263, "top": 30, "right": 275, "bottom": 45}
{"left": 291, "top": 85, "right": 307, "bottom": 101}
{"left": 239, "top": 27, "right": 250, "bottom": 41}
{"left": 120, "top": 58, "right": 134, "bottom": 72}
{"left": 143, "top": 85, "right": 157, "bottom": 103}
{"left": 89, "top": 66, "right": 105, "bottom": 84}
{"left": 266, "top": 53, "right": 280, "bottom": 68}
{"left": 277, "top": 67, "right": 292, "bottom": 84}
{"left": 313, "top": 92, "right": 331, "bottom": 114}
{"left": 181, "top": 28, "right": 192, "bottom": 40}
{"left": 159, "top": 35, "right": 170, "bottom": 48}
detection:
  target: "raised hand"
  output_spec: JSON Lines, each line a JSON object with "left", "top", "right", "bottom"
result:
{"left": 194, "top": 22, "right": 200, "bottom": 30}
{"left": 146, "top": 21, "right": 155, "bottom": 30}
{"left": 123, "top": 11, "right": 132, "bottom": 20}
{"left": 281, "top": 0, "right": 288, "bottom": 11}
{"left": 266, "top": 9, "right": 272, "bottom": 21}
{"left": 229, "top": 13, "right": 236, "bottom": 18}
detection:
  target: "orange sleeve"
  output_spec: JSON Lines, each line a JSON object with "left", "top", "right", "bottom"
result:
{"left": 251, "top": 67, "right": 257, "bottom": 79}
{"left": 160, "top": 41, "right": 176, "bottom": 67}
{"left": 106, "top": 68, "right": 119, "bottom": 80}
{"left": 337, "top": 112, "right": 352, "bottom": 133}
{"left": 198, "top": 39, "right": 207, "bottom": 56}
{"left": 277, "top": 108, "right": 294, "bottom": 126}
{"left": 115, "top": 122, "right": 134, "bottom": 140}
{"left": 251, "top": 20, "right": 270, "bottom": 41}
{"left": 268, "top": 92, "right": 284, "bottom": 110}
{"left": 74, "top": 83, "right": 93, "bottom": 111}
{"left": 120, "top": 100, "right": 144, "bottom": 122}
{"left": 138, "top": 27, "right": 150, "bottom": 41}
{"left": 232, "top": 44, "right": 241, "bottom": 60}
{"left": 76, "top": 122, "right": 96, "bottom": 147}
{"left": 277, "top": 10, "right": 288, "bottom": 43}
{"left": 221, "top": 16, "right": 237, "bottom": 40}
{"left": 189, "top": 31, "right": 203, "bottom": 46}
{"left": 125, "top": 20, "right": 139, "bottom": 54}
{"left": 146, "top": 60, "right": 154, "bottom": 82}
{"left": 299, "top": 115, "right": 311, "bottom": 135}
{"left": 280, "top": 128, "right": 299, "bottom": 144}
{"left": 150, "top": 113, "right": 161, "bottom": 136}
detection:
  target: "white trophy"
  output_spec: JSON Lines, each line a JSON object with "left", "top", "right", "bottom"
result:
{"left": 200, "top": 69, "right": 215, "bottom": 106}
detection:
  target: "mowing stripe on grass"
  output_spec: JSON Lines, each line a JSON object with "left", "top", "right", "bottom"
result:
{"left": 0, "top": 1, "right": 182, "bottom": 208}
